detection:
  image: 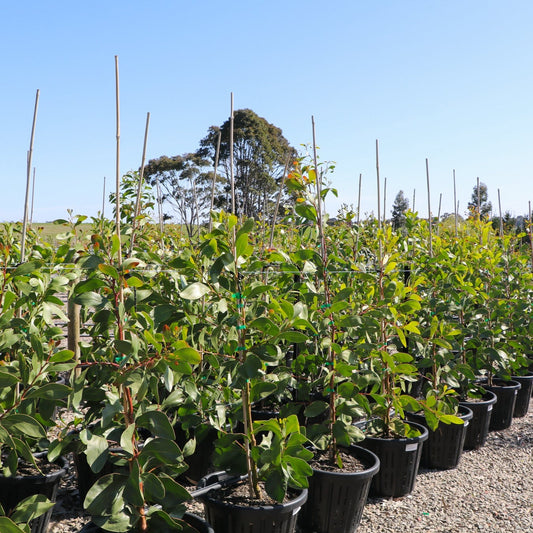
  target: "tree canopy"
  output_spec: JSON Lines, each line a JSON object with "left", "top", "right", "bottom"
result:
{"left": 197, "top": 108, "right": 297, "bottom": 219}
{"left": 391, "top": 190, "right": 409, "bottom": 229}
{"left": 467, "top": 182, "right": 492, "bottom": 219}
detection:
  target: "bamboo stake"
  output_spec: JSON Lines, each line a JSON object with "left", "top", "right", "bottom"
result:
{"left": 102, "top": 176, "right": 106, "bottom": 218}
{"left": 498, "top": 189, "right": 503, "bottom": 237}
{"left": 21, "top": 89, "right": 40, "bottom": 263}
{"left": 383, "top": 177, "right": 387, "bottom": 226}
{"left": 453, "top": 169, "right": 457, "bottom": 238}
{"left": 426, "top": 158, "right": 433, "bottom": 257}
{"left": 208, "top": 130, "right": 222, "bottom": 232}
{"left": 114, "top": 56, "right": 122, "bottom": 267}
{"left": 355, "top": 173, "right": 362, "bottom": 257}
{"left": 229, "top": 93, "right": 235, "bottom": 215}
{"left": 268, "top": 156, "right": 290, "bottom": 249}
{"left": 156, "top": 177, "right": 164, "bottom": 240}
{"left": 437, "top": 193, "right": 442, "bottom": 235}
{"left": 412, "top": 189, "right": 416, "bottom": 213}
{"left": 130, "top": 112, "right": 151, "bottom": 256}
{"left": 529, "top": 202, "right": 533, "bottom": 273}
{"left": 376, "top": 140, "right": 381, "bottom": 231}
{"left": 477, "top": 177, "right": 482, "bottom": 244}
{"left": 30, "top": 167, "right": 36, "bottom": 226}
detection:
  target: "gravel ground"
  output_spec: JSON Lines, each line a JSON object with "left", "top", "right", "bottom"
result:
{"left": 48, "top": 398, "right": 532, "bottom": 533}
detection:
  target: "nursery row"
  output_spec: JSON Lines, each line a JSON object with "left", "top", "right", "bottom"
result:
{"left": 1, "top": 167, "right": 532, "bottom": 532}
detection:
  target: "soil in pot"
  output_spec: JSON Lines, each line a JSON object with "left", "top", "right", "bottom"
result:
{"left": 297, "top": 445, "right": 380, "bottom": 533}
{"left": 197, "top": 471, "right": 307, "bottom": 533}
{"left": 483, "top": 379, "right": 521, "bottom": 431}
{"left": 359, "top": 421, "right": 428, "bottom": 498}
{"left": 459, "top": 391, "right": 497, "bottom": 450}
{"left": 0, "top": 452, "right": 69, "bottom": 533}
{"left": 511, "top": 374, "right": 533, "bottom": 417}
{"left": 407, "top": 406, "right": 473, "bottom": 470}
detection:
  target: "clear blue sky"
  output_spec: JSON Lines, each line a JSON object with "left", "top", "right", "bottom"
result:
{"left": 3, "top": 1, "right": 532, "bottom": 222}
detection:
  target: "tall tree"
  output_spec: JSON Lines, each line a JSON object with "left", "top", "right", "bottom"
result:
{"left": 391, "top": 190, "right": 409, "bottom": 229}
{"left": 197, "top": 109, "right": 297, "bottom": 218}
{"left": 143, "top": 153, "right": 211, "bottom": 237}
{"left": 467, "top": 181, "right": 492, "bottom": 219}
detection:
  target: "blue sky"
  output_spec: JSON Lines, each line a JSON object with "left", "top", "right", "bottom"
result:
{"left": 3, "top": 1, "right": 533, "bottom": 222}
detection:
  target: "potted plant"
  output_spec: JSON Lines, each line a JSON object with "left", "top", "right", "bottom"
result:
{"left": 0, "top": 247, "right": 74, "bottom": 533}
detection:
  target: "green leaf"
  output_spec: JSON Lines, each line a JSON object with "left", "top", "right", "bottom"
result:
{"left": 250, "top": 381, "right": 277, "bottom": 402}
{"left": 136, "top": 411, "right": 175, "bottom": 440}
{"left": 265, "top": 469, "right": 286, "bottom": 502}
{"left": 10, "top": 494, "right": 55, "bottom": 525}
{"left": 83, "top": 473, "right": 126, "bottom": 515}
{"left": 0, "top": 371, "right": 19, "bottom": 388}
{"left": 277, "top": 331, "right": 308, "bottom": 343}
{"left": 2, "top": 414, "right": 46, "bottom": 439}
{"left": 138, "top": 438, "right": 183, "bottom": 468}
{"left": 24, "top": 383, "right": 71, "bottom": 401}
{"left": 49, "top": 349, "right": 75, "bottom": 363}
{"left": 73, "top": 291, "right": 105, "bottom": 307}
{"left": 303, "top": 401, "right": 328, "bottom": 418}
{"left": 241, "top": 354, "right": 263, "bottom": 379}
{"left": 0, "top": 517, "right": 26, "bottom": 533}
{"left": 179, "top": 282, "right": 210, "bottom": 300}
{"left": 80, "top": 431, "right": 109, "bottom": 473}
{"left": 120, "top": 424, "right": 136, "bottom": 455}
{"left": 143, "top": 472, "right": 166, "bottom": 501}
{"left": 295, "top": 203, "right": 317, "bottom": 222}
{"left": 98, "top": 263, "right": 120, "bottom": 281}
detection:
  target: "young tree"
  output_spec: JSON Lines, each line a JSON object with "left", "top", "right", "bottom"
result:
{"left": 391, "top": 190, "right": 409, "bottom": 229}
{"left": 197, "top": 109, "right": 297, "bottom": 219}
{"left": 467, "top": 182, "right": 492, "bottom": 219}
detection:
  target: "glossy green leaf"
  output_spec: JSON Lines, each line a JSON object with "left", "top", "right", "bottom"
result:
{"left": 179, "top": 282, "right": 210, "bottom": 300}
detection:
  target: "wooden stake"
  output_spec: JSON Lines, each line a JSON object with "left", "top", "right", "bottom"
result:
{"left": 130, "top": 112, "right": 151, "bottom": 255}
{"left": 114, "top": 56, "right": 122, "bottom": 267}
{"left": 529, "top": 202, "right": 533, "bottom": 273}
{"left": 498, "top": 189, "right": 503, "bottom": 237}
{"left": 383, "top": 177, "right": 387, "bottom": 226}
{"left": 376, "top": 140, "right": 381, "bottom": 230}
{"left": 437, "top": 192, "right": 442, "bottom": 235}
{"left": 355, "top": 173, "right": 362, "bottom": 256}
{"left": 208, "top": 130, "right": 222, "bottom": 232}
{"left": 30, "top": 167, "right": 36, "bottom": 226}
{"left": 426, "top": 158, "right": 433, "bottom": 257}
{"left": 268, "top": 156, "right": 290, "bottom": 249}
{"left": 453, "top": 169, "right": 457, "bottom": 238}
{"left": 102, "top": 176, "right": 106, "bottom": 218}
{"left": 21, "top": 89, "right": 39, "bottom": 263}
{"left": 412, "top": 189, "right": 416, "bottom": 213}
{"left": 229, "top": 93, "right": 235, "bottom": 215}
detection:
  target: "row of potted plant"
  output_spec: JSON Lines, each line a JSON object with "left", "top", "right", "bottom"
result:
{"left": 0, "top": 163, "right": 531, "bottom": 532}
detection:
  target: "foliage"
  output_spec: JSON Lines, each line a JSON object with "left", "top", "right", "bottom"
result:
{"left": 391, "top": 190, "right": 409, "bottom": 230}
{"left": 467, "top": 181, "right": 492, "bottom": 219}
{"left": 197, "top": 109, "right": 297, "bottom": 218}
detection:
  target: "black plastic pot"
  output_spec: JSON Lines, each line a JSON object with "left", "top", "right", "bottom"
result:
{"left": 79, "top": 512, "right": 214, "bottom": 533}
{"left": 483, "top": 379, "right": 521, "bottom": 430}
{"left": 407, "top": 406, "right": 473, "bottom": 469}
{"left": 0, "top": 453, "right": 69, "bottom": 533}
{"left": 359, "top": 421, "right": 428, "bottom": 498}
{"left": 197, "top": 471, "right": 307, "bottom": 533}
{"left": 459, "top": 391, "right": 497, "bottom": 450}
{"left": 511, "top": 374, "right": 533, "bottom": 417}
{"left": 297, "top": 445, "right": 380, "bottom": 533}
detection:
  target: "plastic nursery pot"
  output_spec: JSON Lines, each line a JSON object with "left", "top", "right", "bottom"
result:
{"left": 0, "top": 452, "right": 69, "bottom": 533}
{"left": 297, "top": 444, "right": 380, "bottom": 533}
{"left": 359, "top": 421, "right": 429, "bottom": 498}
{"left": 197, "top": 471, "right": 308, "bottom": 533}
{"left": 407, "top": 406, "right": 473, "bottom": 470}
{"left": 511, "top": 374, "right": 533, "bottom": 417}
{"left": 79, "top": 512, "right": 214, "bottom": 533}
{"left": 459, "top": 391, "right": 497, "bottom": 450}
{"left": 482, "top": 379, "right": 521, "bottom": 431}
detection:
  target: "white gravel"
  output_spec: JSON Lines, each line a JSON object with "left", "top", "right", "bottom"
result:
{"left": 358, "top": 398, "right": 533, "bottom": 533}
